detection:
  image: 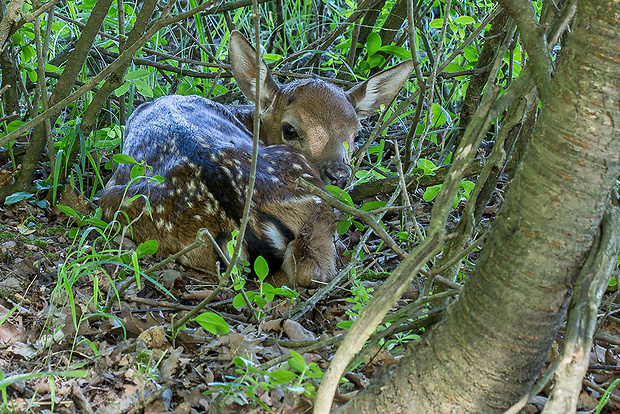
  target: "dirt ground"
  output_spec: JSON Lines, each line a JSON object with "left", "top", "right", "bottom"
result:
{"left": 1, "top": 201, "right": 620, "bottom": 413}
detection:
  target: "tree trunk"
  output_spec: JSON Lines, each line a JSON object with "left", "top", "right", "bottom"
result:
{"left": 338, "top": 0, "right": 620, "bottom": 412}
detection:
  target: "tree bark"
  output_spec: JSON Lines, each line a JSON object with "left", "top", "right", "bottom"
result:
{"left": 338, "top": 0, "right": 620, "bottom": 412}
{"left": 0, "top": 1, "right": 20, "bottom": 116}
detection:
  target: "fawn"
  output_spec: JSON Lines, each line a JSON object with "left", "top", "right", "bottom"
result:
{"left": 100, "top": 31, "right": 412, "bottom": 287}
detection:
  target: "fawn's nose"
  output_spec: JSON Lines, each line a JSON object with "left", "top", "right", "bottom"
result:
{"left": 323, "top": 162, "right": 351, "bottom": 188}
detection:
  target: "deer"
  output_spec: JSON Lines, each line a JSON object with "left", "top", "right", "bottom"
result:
{"left": 99, "top": 31, "right": 413, "bottom": 287}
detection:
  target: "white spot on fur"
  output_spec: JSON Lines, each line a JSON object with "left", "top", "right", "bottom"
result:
{"left": 194, "top": 215, "right": 202, "bottom": 221}
{"left": 155, "top": 205, "right": 165, "bottom": 214}
{"left": 293, "top": 163, "right": 302, "bottom": 170}
{"left": 156, "top": 218, "right": 165, "bottom": 229}
{"left": 165, "top": 222, "right": 173, "bottom": 232}
{"left": 302, "top": 173, "right": 313, "bottom": 179}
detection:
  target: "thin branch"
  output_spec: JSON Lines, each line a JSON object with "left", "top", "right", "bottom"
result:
{"left": 496, "top": 0, "right": 553, "bottom": 100}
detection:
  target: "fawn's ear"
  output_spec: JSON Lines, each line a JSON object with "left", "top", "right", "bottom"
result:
{"left": 347, "top": 60, "right": 413, "bottom": 118}
{"left": 229, "top": 31, "right": 280, "bottom": 109}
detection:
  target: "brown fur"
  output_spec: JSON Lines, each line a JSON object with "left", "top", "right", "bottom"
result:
{"left": 99, "top": 32, "right": 413, "bottom": 287}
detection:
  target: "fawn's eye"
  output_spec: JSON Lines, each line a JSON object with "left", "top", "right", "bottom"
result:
{"left": 282, "top": 123, "right": 299, "bottom": 140}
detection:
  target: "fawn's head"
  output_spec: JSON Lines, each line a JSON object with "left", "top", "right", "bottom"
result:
{"left": 229, "top": 31, "right": 413, "bottom": 188}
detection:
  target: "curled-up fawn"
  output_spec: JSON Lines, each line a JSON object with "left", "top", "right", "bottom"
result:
{"left": 100, "top": 31, "right": 412, "bottom": 287}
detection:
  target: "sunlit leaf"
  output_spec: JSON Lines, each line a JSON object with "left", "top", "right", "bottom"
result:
{"left": 194, "top": 312, "right": 230, "bottom": 335}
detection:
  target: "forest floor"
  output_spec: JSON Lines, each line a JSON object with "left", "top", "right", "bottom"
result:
{"left": 1, "top": 200, "right": 620, "bottom": 413}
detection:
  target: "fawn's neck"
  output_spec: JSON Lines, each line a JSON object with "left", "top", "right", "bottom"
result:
{"left": 227, "top": 104, "right": 268, "bottom": 142}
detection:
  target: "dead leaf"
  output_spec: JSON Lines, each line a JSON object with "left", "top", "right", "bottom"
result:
{"left": 283, "top": 320, "right": 315, "bottom": 341}
{"left": 216, "top": 332, "right": 262, "bottom": 362}
{"left": 160, "top": 347, "right": 183, "bottom": 379}
{"left": 262, "top": 318, "right": 284, "bottom": 332}
{"left": 0, "top": 318, "right": 23, "bottom": 344}
{"left": 138, "top": 326, "right": 168, "bottom": 350}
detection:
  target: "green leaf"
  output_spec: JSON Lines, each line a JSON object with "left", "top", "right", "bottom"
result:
{"left": 416, "top": 158, "right": 438, "bottom": 175}
{"left": 131, "top": 251, "right": 141, "bottom": 288}
{"left": 263, "top": 53, "right": 283, "bottom": 63}
{"left": 194, "top": 312, "right": 230, "bottom": 335}
{"left": 274, "top": 286, "right": 299, "bottom": 299}
{"left": 254, "top": 256, "right": 269, "bottom": 281}
{"left": 446, "top": 62, "right": 464, "bottom": 72}
{"left": 337, "top": 220, "right": 351, "bottom": 235}
{"left": 45, "top": 63, "right": 60, "bottom": 72}
{"left": 353, "top": 220, "right": 364, "bottom": 231}
{"left": 134, "top": 79, "right": 154, "bottom": 98}
{"left": 56, "top": 204, "right": 83, "bottom": 218}
{"left": 460, "top": 180, "right": 475, "bottom": 193}
{"left": 126, "top": 69, "right": 151, "bottom": 81}
{"left": 336, "top": 320, "right": 354, "bottom": 329}
{"left": 366, "top": 33, "right": 381, "bottom": 56}
{"left": 84, "top": 218, "right": 109, "bottom": 228}
{"left": 27, "top": 67, "right": 37, "bottom": 82}
{"left": 361, "top": 200, "right": 386, "bottom": 211}
{"left": 5, "top": 192, "right": 34, "bottom": 205}
{"left": 232, "top": 293, "right": 246, "bottom": 309}
{"left": 113, "top": 154, "right": 138, "bottom": 164}
{"left": 130, "top": 163, "right": 146, "bottom": 180}
{"left": 423, "top": 185, "right": 442, "bottom": 202}
{"left": 463, "top": 45, "right": 479, "bottom": 63}
{"left": 288, "top": 350, "right": 307, "bottom": 373}
{"left": 262, "top": 283, "right": 276, "bottom": 301}
{"left": 431, "top": 103, "right": 448, "bottom": 126}
{"left": 268, "top": 370, "right": 297, "bottom": 385}
{"left": 429, "top": 18, "right": 444, "bottom": 28}
{"left": 115, "top": 81, "right": 131, "bottom": 96}
{"left": 21, "top": 45, "right": 35, "bottom": 63}
{"left": 326, "top": 185, "right": 354, "bottom": 206}
{"left": 454, "top": 16, "right": 475, "bottom": 25}
{"left": 254, "top": 295, "right": 267, "bottom": 309}
{"left": 367, "top": 54, "right": 384, "bottom": 69}
{"left": 34, "top": 199, "right": 49, "bottom": 209}
{"left": 7, "top": 119, "right": 25, "bottom": 133}
{"left": 378, "top": 45, "right": 412, "bottom": 60}
{"left": 135, "top": 240, "right": 158, "bottom": 258}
